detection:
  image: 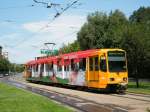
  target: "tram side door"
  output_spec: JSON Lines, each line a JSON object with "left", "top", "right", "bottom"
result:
{"left": 99, "top": 54, "right": 108, "bottom": 87}
{"left": 94, "top": 56, "right": 99, "bottom": 81}
{"left": 89, "top": 56, "right": 99, "bottom": 82}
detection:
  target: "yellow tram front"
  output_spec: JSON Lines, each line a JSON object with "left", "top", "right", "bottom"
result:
{"left": 106, "top": 49, "right": 128, "bottom": 92}
{"left": 86, "top": 49, "right": 128, "bottom": 92}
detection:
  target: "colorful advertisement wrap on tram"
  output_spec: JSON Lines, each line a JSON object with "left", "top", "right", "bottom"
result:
{"left": 25, "top": 49, "right": 128, "bottom": 92}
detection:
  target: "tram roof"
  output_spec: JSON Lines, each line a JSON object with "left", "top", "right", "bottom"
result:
{"left": 26, "top": 49, "right": 124, "bottom": 65}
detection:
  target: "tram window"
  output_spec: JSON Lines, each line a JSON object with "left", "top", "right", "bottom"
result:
{"left": 89, "top": 58, "right": 93, "bottom": 71}
{"left": 95, "top": 57, "right": 99, "bottom": 71}
{"left": 79, "top": 58, "right": 86, "bottom": 71}
{"left": 57, "top": 66, "right": 62, "bottom": 71}
{"left": 57, "top": 61, "right": 62, "bottom": 71}
{"left": 65, "top": 66, "right": 69, "bottom": 71}
{"left": 71, "top": 59, "right": 75, "bottom": 71}
{"left": 27, "top": 66, "right": 31, "bottom": 71}
{"left": 47, "top": 63, "right": 53, "bottom": 71}
{"left": 46, "top": 64, "right": 49, "bottom": 71}
{"left": 50, "top": 63, "right": 53, "bottom": 71}
{"left": 100, "top": 57, "right": 107, "bottom": 72}
{"left": 41, "top": 64, "right": 44, "bottom": 72}
{"left": 47, "top": 64, "right": 50, "bottom": 71}
{"left": 36, "top": 65, "right": 38, "bottom": 72}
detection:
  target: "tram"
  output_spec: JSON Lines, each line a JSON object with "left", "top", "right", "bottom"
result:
{"left": 24, "top": 49, "right": 128, "bottom": 93}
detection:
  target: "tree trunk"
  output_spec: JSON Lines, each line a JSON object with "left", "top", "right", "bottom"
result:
{"left": 135, "top": 68, "right": 139, "bottom": 88}
{"left": 135, "top": 77, "right": 139, "bottom": 88}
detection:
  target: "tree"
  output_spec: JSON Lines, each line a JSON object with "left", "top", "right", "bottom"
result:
{"left": 59, "top": 40, "right": 80, "bottom": 54}
{"left": 106, "top": 10, "right": 128, "bottom": 47}
{"left": 120, "top": 24, "right": 141, "bottom": 87}
{"left": 126, "top": 7, "right": 150, "bottom": 87}
{"left": 77, "top": 10, "right": 128, "bottom": 50}
{"left": 129, "top": 7, "right": 150, "bottom": 24}
{"left": 9, "top": 64, "right": 24, "bottom": 73}
{"left": 0, "top": 58, "right": 10, "bottom": 74}
{"left": 78, "top": 11, "right": 108, "bottom": 50}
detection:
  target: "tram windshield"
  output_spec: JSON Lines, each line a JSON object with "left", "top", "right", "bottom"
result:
{"left": 108, "top": 51, "right": 127, "bottom": 72}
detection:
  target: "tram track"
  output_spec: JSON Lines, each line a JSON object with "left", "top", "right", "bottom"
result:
{"left": 109, "top": 92, "right": 150, "bottom": 103}
{"left": 1, "top": 76, "right": 150, "bottom": 112}
{"left": 1, "top": 77, "right": 128, "bottom": 112}
{"left": 126, "top": 92, "right": 150, "bottom": 98}
{"left": 24, "top": 78, "right": 150, "bottom": 103}
{"left": 28, "top": 85, "right": 130, "bottom": 112}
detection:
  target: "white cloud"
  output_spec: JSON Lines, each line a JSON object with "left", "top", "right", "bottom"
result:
{"left": 23, "top": 15, "right": 86, "bottom": 33}
{"left": 21, "top": 14, "right": 86, "bottom": 48}
{"left": 23, "top": 21, "right": 48, "bottom": 33}
{"left": 2, "top": 14, "right": 86, "bottom": 63}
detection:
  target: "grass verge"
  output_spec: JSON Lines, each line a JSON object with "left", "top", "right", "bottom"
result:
{"left": 0, "top": 82, "right": 72, "bottom": 112}
{"left": 147, "top": 108, "right": 150, "bottom": 112}
{"left": 127, "top": 81, "right": 150, "bottom": 95}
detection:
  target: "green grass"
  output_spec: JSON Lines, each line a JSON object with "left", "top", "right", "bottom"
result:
{"left": 127, "top": 81, "right": 150, "bottom": 95}
{"left": 0, "top": 82, "right": 72, "bottom": 112}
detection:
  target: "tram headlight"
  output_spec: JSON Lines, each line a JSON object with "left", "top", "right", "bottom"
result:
{"left": 123, "top": 77, "right": 127, "bottom": 82}
{"left": 110, "top": 78, "right": 115, "bottom": 81}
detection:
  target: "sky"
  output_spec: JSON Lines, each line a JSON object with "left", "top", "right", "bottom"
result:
{"left": 0, "top": 0, "right": 150, "bottom": 64}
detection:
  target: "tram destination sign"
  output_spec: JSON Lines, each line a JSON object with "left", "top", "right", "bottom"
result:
{"left": 108, "top": 51, "right": 125, "bottom": 57}
{"left": 40, "top": 49, "right": 58, "bottom": 55}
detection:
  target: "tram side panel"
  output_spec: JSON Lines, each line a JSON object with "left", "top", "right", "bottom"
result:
{"left": 25, "top": 57, "right": 108, "bottom": 89}
{"left": 53, "top": 58, "right": 87, "bottom": 86}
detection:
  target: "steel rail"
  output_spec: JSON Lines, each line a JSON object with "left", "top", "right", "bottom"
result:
{"left": 1, "top": 77, "right": 128, "bottom": 112}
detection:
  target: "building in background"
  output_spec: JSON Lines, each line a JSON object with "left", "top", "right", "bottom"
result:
{"left": 0, "top": 46, "right": 8, "bottom": 59}
{"left": 0, "top": 46, "right": 2, "bottom": 58}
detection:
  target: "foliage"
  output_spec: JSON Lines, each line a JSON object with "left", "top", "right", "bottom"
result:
{"left": 147, "top": 108, "right": 150, "bottom": 112}
{"left": 77, "top": 10, "right": 127, "bottom": 49}
{"left": 129, "top": 7, "right": 150, "bottom": 24}
{"left": 107, "top": 10, "right": 128, "bottom": 47}
{"left": 0, "top": 57, "right": 24, "bottom": 74}
{"left": 0, "top": 58, "right": 10, "bottom": 73}
{"left": 59, "top": 40, "right": 80, "bottom": 54}
{"left": 0, "top": 82, "right": 72, "bottom": 112}
{"left": 128, "top": 81, "right": 150, "bottom": 95}
{"left": 9, "top": 64, "right": 24, "bottom": 73}
{"left": 120, "top": 23, "right": 150, "bottom": 79}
